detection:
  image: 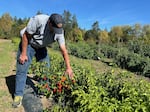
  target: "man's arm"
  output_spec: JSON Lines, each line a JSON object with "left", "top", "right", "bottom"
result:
{"left": 19, "top": 31, "right": 31, "bottom": 64}
{"left": 59, "top": 44, "right": 74, "bottom": 79}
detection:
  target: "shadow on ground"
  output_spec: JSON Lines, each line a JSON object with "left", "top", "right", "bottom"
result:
{"left": 5, "top": 75, "right": 43, "bottom": 112}
{"left": 5, "top": 75, "right": 15, "bottom": 99}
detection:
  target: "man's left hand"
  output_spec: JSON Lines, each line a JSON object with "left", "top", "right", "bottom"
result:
{"left": 65, "top": 68, "right": 74, "bottom": 79}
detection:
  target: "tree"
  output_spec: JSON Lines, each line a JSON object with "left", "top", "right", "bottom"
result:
{"left": 71, "top": 28, "right": 83, "bottom": 42}
{"left": 84, "top": 30, "right": 94, "bottom": 42}
{"left": 36, "top": 10, "right": 43, "bottom": 15}
{"left": 0, "top": 13, "right": 13, "bottom": 38}
{"left": 62, "top": 10, "right": 72, "bottom": 30}
{"left": 11, "top": 17, "right": 28, "bottom": 37}
{"left": 132, "top": 23, "right": 142, "bottom": 38}
{"left": 109, "top": 26, "right": 123, "bottom": 43}
{"left": 99, "top": 30, "right": 109, "bottom": 43}
{"left": 84, "top": 21, "right": 100, "bottom": 43}
{"left": 62, "top": 10, "right": 72, "bottom": 40}
{"left": 72, "top": 15, "right": 78, "bottom": 28}
{"left": 121, "top": 25, "right": 132, "bottom": 42}
{"left": 142, "top": 25, "right": 150, "bottom": 39}
{"left": 92, "top": 21, "right": 100, "bottom": 31}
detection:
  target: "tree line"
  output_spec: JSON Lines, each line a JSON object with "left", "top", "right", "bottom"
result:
{"left": 0, "top": 10, "right": 150, "bottom": 44}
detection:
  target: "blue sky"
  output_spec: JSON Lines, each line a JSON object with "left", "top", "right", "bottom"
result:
{"left": 0, "top": 0, "right": 149, "bottom": 30}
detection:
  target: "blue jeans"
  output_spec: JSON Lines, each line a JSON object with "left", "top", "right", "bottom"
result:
{"left": 15, "top": 43, "right": 50, "bottom": 96}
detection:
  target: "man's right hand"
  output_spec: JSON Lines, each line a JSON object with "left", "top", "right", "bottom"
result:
{"left": 19, "top": 54, "right": 28, "bottom": 64}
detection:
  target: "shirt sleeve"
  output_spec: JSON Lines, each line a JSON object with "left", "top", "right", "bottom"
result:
{"left": 54, "top": 33, "right": 65, "bottom": 46}
{"left": 26, "top": 16, "right": 39, "bottom": 34}
{"left": 20, "top": 27, "right": 26, "bottom": 37}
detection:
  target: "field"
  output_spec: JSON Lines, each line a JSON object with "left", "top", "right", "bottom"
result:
{"left": 0, "top": 39, "right": 24, "bottom": 112}
{"left": 0, "top": 39, "right": 149, "bottom": 112}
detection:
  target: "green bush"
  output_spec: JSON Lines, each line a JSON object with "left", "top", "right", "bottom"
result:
{"left": 11, "top": 36, "right": 20, "bottom": 45}
{"left": 114, "top": 49, "right": 150, "bottom": 76}
{"left": 127, "top": 40, "right": 150, "bottom": 57}
{"left": 100, "top": 44, "right": 119, "bottom": 58}
{"left": 29, "top": 53, "right": 150, "bottom": 112}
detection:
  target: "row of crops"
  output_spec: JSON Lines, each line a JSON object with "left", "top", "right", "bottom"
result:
{"left": 52, "top": 40, "right": 150, "bottom": 77}
{"left": 29, "top": 52, "right": 150, "bottom": 112}
{"left": 11, "top": 38, "right": 150, "bottom": 111}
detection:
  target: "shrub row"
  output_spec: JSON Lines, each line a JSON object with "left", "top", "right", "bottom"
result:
{"left": 29, "top": 53, "right": 150, "bottom": 112}
{"left": 53, "top": 41, "right": 150, "bottom": 77}
{"left": 99, "top": 45, "right": 150, "bottom": 76}
{"left": 127, "top": 40, "right": 150, "bottom": 57}
{"left": 52, "top": 42, "right": 103, "bottom": 60}
{"left": 114, "top": 49, "right": 150, "bottom": 77}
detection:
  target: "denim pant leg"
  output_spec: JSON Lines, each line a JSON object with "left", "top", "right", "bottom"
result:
{"left": 15, "top": 45, "right": 35, "bottom": 96}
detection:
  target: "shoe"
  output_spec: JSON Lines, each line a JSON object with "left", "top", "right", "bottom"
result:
{"left": 12, "top": 96, "right": 23, "bottom": 108}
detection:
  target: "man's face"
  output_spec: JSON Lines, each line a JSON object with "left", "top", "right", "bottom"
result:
{"left": 48, "top": 20, "right": 63, "bottom": 34}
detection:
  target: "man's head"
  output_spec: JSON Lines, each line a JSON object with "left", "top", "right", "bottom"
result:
{"left": 49, "top": 13, "right": 63, "bottom": 34}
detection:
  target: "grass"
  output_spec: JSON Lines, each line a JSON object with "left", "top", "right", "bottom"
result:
{"left": 0, "top": 39, "right": 25, "bottom": 112}
{"left": 0, "top": 40, "right": 16, "bottom": 77}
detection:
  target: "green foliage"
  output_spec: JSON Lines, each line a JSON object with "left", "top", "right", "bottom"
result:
{"left": 67, "top": 42, "right": 99, "bottom": 60}
{"left": 99, "top": 30, "right": 110, "bottom": 43}
{"left": 0, "top": 13, "right": 28, "bottom": 39}
{"left": 11, "top": 36, "right": 20, "bottom": 44}
{"left": 109, "top": 26, "right": 123, "bottom": 43}
{"left": 114, "top": 49, "right": 150, "bottom": 76}
{"left": 1, "top": 11, "right": 150, "bottom": 112}
{"left": 84, "top": 29, "right": 99, "bottom": 42}
{"left": 52, "top": 40, "right": 150, "bottom": 77}
{"left": 71, "top": 28, "right": 83, "bottom": 42}
{"left": 73, "top": 70, "right": 150, "bottom": 112}
{"left": 0, "top": 40, "right": 15, "bottom": 77}
{"left": 11, "top": 36, "right": 20, "bottom": 51}
{"left": 0, "top": 13, "right": 13, "bottom": 39}
{"left": 29, "top": 52, "right": 150, "bottom": 112}
{"left": 127, "top": 40, "right": 150, "bottom": 57}
{"left": 0, "top": 11, "right": 150, "bottom": 45}
{"left": 100, "top": 44, "right": 119, "bottom": 58}
{"left": 92, "top": 21, "right": 100, "bottom": 31}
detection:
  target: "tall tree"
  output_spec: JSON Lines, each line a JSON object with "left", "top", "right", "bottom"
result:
{"left": 11, "top": 17, "right": 28, "bottom": 37}
{"left": 72, "top": 15, "right": 78, "bottom": 28}
{"left": 62, "top": 10, "right": 72, "bottom": 40}
{"left": 84, "top": 21, "right": 100, "bottom": 42}
{"left": 121, "top": 25, "right": 132, "bottom": 42}
{"left": 99, "top": 30, "right": 109, "bottom": 43}
{"left": 92, "top": 21, "right": 100, "bottom": 31}
{"left": 132, "top": 23, "right": 142, "bottom": 38}
{"left": 109, "top": 26, "right": 123, "bottom": 43}
{"left": 36, "top": 10, "right": 43, "bottom": 15}
{"left": 84, "top": 30, "right": 94, "bottom": 42}
{"left": 142, "top": 25, "right": 150, "bottom": 39}
{"left": 0, "top": 13, "right": 13, "bottom": 38}
{"left": 62, "top": 10, "right": 72, "bottom": 29}
{"left": 71, "top": 28, "right": 83, "bottom": 42}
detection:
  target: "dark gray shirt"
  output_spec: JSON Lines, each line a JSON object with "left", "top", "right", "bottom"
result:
{"left": 20, "top": 14, "right": 65, "bottom": 48}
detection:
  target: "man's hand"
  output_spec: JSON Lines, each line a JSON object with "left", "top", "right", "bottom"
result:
{"left": 19, "top": 54, "right": 28, "bottom": 64}
{"left": 59, "top": 44, "right": 74, "bottom": 79}
{"left": 65, "top": 68, "right": 74, "bottom": 79}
